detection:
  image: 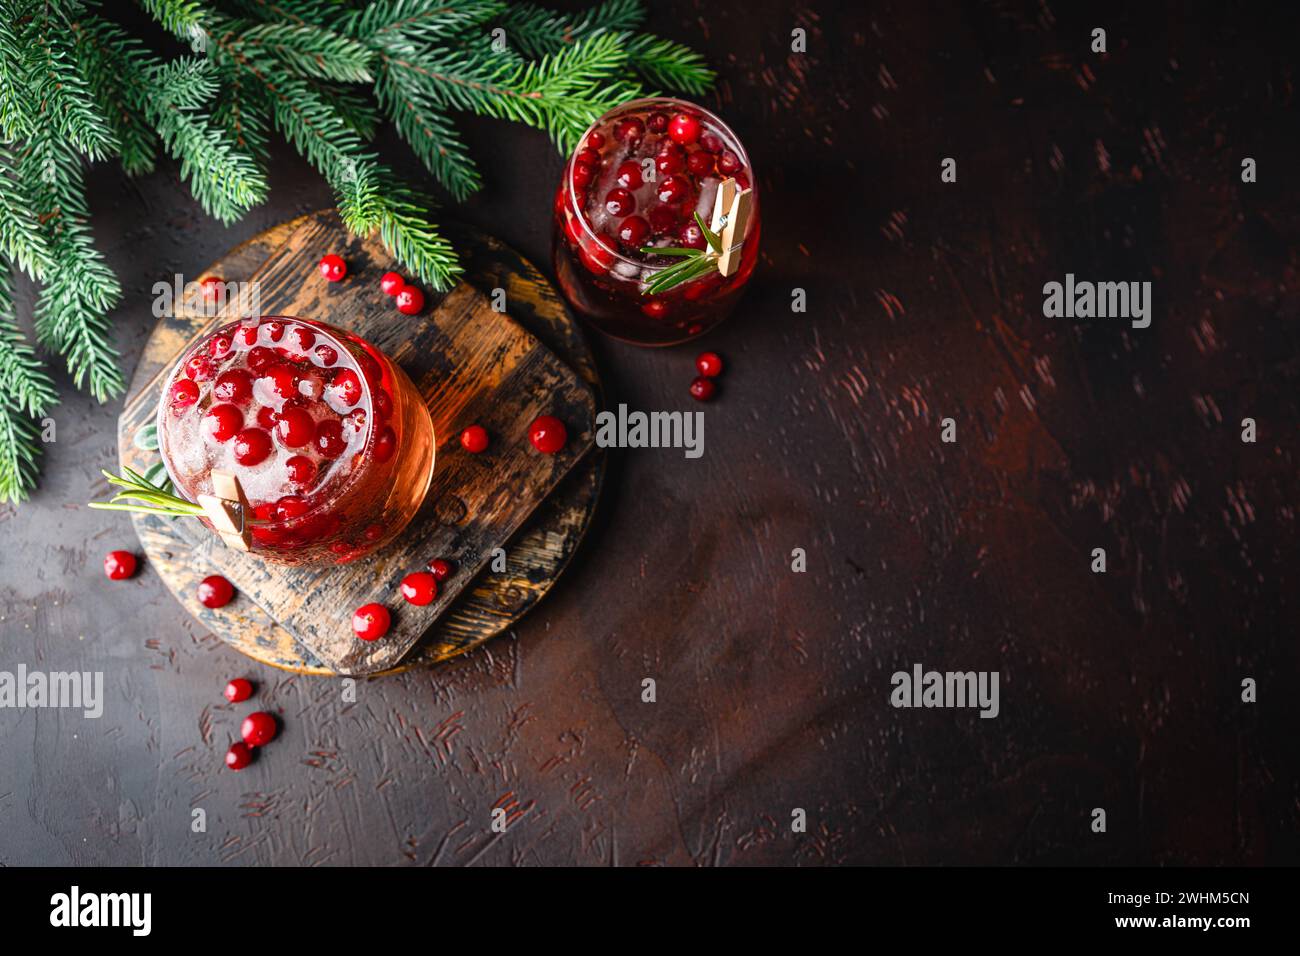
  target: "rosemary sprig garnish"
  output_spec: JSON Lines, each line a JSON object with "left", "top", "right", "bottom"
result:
{"left": 640, "top": 212, "right": 724, "bottom": 295}
{"left": 89, "top": 467, "right": 207, "bottom": 519}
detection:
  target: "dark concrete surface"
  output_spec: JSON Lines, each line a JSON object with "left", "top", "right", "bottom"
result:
{"left": 1, "top": 1, "right": 1297, "bottom": 865}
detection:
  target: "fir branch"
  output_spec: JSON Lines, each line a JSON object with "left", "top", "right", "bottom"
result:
{"left": 236, "top": 21, "right": 376, "bottom": 82}
{"left": 0, "top": 147, "right": 56, "bottom": 280}
{"left": 136, "top": 0, "right": 207, "bottom": 43}
{"left": 340, "top": 0, "right": 505, "bottom": 44}
{"left": 69, "top": 18, "right": 159, "bottom": 175}
{"left": 495, "top": 0, "right": 645, "bottom": 58}
{"left": 0, "top": 391, "right": 42, "bottom": 503}
{"left": 375, "top": 58, "right": 480, "bottom": 200}
{"left": 621, "top": 33, "right": 714, "bottom": 95}
{"left": 0, "top": 261, "right": 56, "bottom": 503}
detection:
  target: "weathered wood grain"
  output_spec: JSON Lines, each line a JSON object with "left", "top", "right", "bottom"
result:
{"left": 118, "top": 212, "right": 597, "bottom": 675}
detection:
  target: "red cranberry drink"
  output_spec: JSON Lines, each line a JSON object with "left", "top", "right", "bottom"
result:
{"left": 157, "top": 317, "right": 434, "bottom": 565}
{"left": 553, "top": 97, "right": 760, "bottom": 346}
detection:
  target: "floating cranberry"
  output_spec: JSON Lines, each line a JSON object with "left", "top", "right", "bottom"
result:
{"left": 274, "top": 495, "right": 311, "bottom": 521}
{"left": 618, "top": 215, "right": 650, "bottom": 247}
{"left": 297, "top": 371, "right": 325, "bottom": 402}
{"left": 529, "top": 415, "right": 567, "bottom": 454}
{"left": 260, "top": 362, "right": 299, "bottom": 401}
{"left": 605, "top": 187, "right": 635, "bottom": 217}
{"left": 213, "top": 368, "right": 252, "bottom": 404}
{"left": 641, "top": 299, "right": 670, "bottom": 319}
{"left": 286, "top": 325, "right": 315, "bottom": 355}
{"left": 262, "top": 320, "right": 285, "bottom": 343}
{"left": 395, "top": 285, "right": 424, "bottom": 315}
{"left": 241, "top": 711, "right": 278, "bottom": 747}
{"left": 460, "top": 424, "right": 489, "bottom": 453}
{"left": 225, "top": 742, "right": 253, "bottom": 771}
{"left": 185, "top": 354, "right": 215, "bottom": 382}
{"left": 400, "top": 571, "right": 438, "bottom": 606}
{"left": 585, "top": 130, "right": 605, "bottom": 149}
{"left": 679, "top": 219, "right": 706, "bottom": 250}
{"left": 247, "top": 345, "right": 276, "bottom": 372}
{"left": 328, "top": 368, "right": 362, "bottom": 408}
{"left": 647, "top": 205, "right": 679, "bottom": 235}
{"left": 352, "top": 603, "right": 391, "bottom": 641}
{"left": 572, "top": 160, "right": 595, "bottom": 190}
{"left": 380, "top": 271, "right": 404, "bottom": 296}
{"left": 700, "top": 131, "right": 723, "bottom": 154}
{"left": 575, "top": 147, "right": 601, "bottom": 167}
{"left": 647, "top": 111, "right": 669, "bottom": 134}
{"left": 314, "top": 418, "right": 347, "bottom": 458}
{"left": 319, "top": 254, "right": 347, "bottom": 282}
{"left": 255, "top": 405, "right": 277, "bottom": 430}
{"left": 285, "top": 455, "right": 316, "bottom": 486}
{"left": 343, "top": 408, "right": 367, "bottom": 435}
{"left": 689, "top": 376, "right": 716, "bottom": 401}
{"left": 170, "top": 378, "right": 199, "bottom": 407}
{"left": 236, "top": 325, "right": 259, "bottom": 347}
{"left": 199, "top": 574, "right": 235, "bottom": 609}
{"left": 687, "top": 150, "right": 715, "bottom": 176}
{"left": 209, "top": 332, "right": 234, "bottom": 360}
{"left": 668, "top": 112, "right": 700, "bottom": 145}
{"left": 202, "top": 403, "right": 243, "bottom": 443}
{"left": 655, "top": 144, "right": 685, "bottom": 175}
{"left": 223, "top": 677, "right": 253, "bottom": 703}
{"left": 578, "top": 234, "right": 617, "bottom": 275}
{"left": 614, "top": 117, "right": 645, "bottom": 142}
{"left": 103, "top": 550, "right": 137, "bottom": 580}
{"left": 233, "top": 427, "right": 272, "bottom": 466}
{"left": 696, "top": 351, "right": 723, "bottom": 377}
{"left": 314, "top": 344, "right": 338, "bottom": 366}
{"left": 615, "top": 160, "right": 643, "bottom": 190}
{"left": 374, "top": 389, "right": 392, "bottom": 420}
{"left": 428, "top": 558, "right": 455, "bottom": 580}
{"left": 657, "top": 175, "right": 689, "bottom": 204}
{"left": 373, "top": 426, "right": 397, "bottom": 463}
{"left": 270, "top": 406, "right": 311, "bottom": 448}
{"left": 718, "top": 150, "right": 742, "bottom": 176}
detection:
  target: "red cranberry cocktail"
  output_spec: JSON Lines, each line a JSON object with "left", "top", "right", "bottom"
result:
{"left": 157, "top": 317, "right": 434, "bottom": 565}
{"left": 553, "top": 97, "right": 760, "bottom": 346}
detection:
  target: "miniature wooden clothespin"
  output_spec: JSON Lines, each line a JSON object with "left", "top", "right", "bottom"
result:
{"left": 197, "top": 470, "right": 252, "bottom": 551}
{"left": 709, "top": 176, "right": 754, "bottom": 278}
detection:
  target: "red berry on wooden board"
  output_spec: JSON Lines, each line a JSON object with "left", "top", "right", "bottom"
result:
{"left": 399, "top": 571, "right": 438, "bottom": 606}
{"left": 689, "top": 376, "right": 717, "bottom": 402}
{"left": 428, "top": 558, "right": 455, "bottom": 581}
{"left": 199, "top": 574, "right": 236, "bottom": 609}
{"left": 695, "top": 351, "right": 723, "bottom": 377}
{"left": 200, "top": 275, "right": 225, "bottom": 301}
{"left": 460, "top": 424, "right": 489, "bottom": 453}
{"left": 103, "top": 550, "right": 137, "bottom": 581}
{"left": 380, "top": 271, "right": 405, "bottom": 296}
{"left": 529, "top": 415, "right": 567, "bottom": 454}
{"left": 667, "top": 112, "right": 700, "bottom": 145}
{"left": 225, "top": 742, "right": 253, "bottom": 771}
{"left": 240, "top": 711, "right": 278, "bottom": 748}
{"left": 318, "top": 254, "right": 347, "bottom": 282}
{"left": 352, "top": 603, "right": 391, "bottom": 641}
{"left": 223, "top": 678, "right": 254, "bottom": 703}
{"left": 395, "top": 285, "right": 425, "bottom": 315}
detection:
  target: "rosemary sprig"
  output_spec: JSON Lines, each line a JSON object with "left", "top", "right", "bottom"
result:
{"left": 89, "top": 467, "right": 207, "bottom": 518}
{"left": 640, "top": 211, "right": 723, "bottom": 295}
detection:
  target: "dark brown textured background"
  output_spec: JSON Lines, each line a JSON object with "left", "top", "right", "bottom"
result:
{"left": 1, "top": 1, "right": 1297, "bottom": 866}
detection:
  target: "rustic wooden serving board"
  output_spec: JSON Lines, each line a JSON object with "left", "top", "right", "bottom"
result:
{"left": 116, "top": 211, "right": 597, "bottom": 676}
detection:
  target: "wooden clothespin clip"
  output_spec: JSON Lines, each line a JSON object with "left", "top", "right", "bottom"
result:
{"left": 709, "top": 177, "right": 754, "bottom": 278}
{"left": 197, "top": 470, "right": 252, "bottom": 552}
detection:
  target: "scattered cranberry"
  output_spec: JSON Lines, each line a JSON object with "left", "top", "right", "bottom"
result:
{"left": 241, "top": 711, "right": 278, "bottom": 747}
{"left": 103, "top": 550, "right": 137, "bottom": 581}
{"left": 202, "top": 403, "right": 243, "bottom": 443}
{"left": 399, "top": 571, "right": 438, "bottom": 606}
{"left": 689, "top": 376, "right": 716, "bottom": 401}
{"left": 352, "top": 603, "right": 391, "bottom": 641}
{"left": 460, "top": 424, "right": 489, "bottom": 453}
{"left": 255, "top": 405, "right": 278, "bottom": 430}
{"left": 184, "top": 354, "right": 215, "bottom": 381}
{"left": 395, "top": 285, "right": 424, "bottom": 315}
{"left": 199, "top": 275, "right": 225, "bottom": 302}
{"left": 274, "top": 495, "right": 311, "bottom": 521}
{"left": 223, "top": 677, "right": 253, "bottom": 703}
{"left": 236, "top": 325, "right": 259, "bottom": 348}
{"left": 618, "top": 215, "right": 650, "bottom": 247}
{"left": 696, "top": 351, "right": 723, "bottom": 377}
{"left": 428, "top": 558, "right": 455, "bottom": 580}
{"left": 285, "top": 325, "right": 315, "bottom": 356}
{"left": 246, "top": 345, "right": 276, "bottom": 372}
{"left": 209, "top": 332, "right": 233, "bottom": 360}
{"left": 700, "top": 131, "right": 723, "bottom": 154}
{"left": 233, "top": 427, "right": 272, "bottom": 466}
{"left": 319, "top": 254, "right": 347, "bottom": 282}
{"left": 529, "top": 415, "right": 567, "bottom": 454}
{"left": 380, "top": 271, "right": 405, "bottom": 296}
{"left": 285, "top": 455, "right": 316, "bottom": 486}
{"left": 314, "top": 344, "right": 338, "bottom": 366}
{"left": 213, "top": 368, "right": 252, "bottom": 404}
{"left": 615, "top": 161, "right": 643, "bottom": 190}
{"left": 199, "top": 576, "right": 235, "bottom": 609}
{"left": 668, "top": 113, "right": 700, "bottom": 145}
{"left": 262, "top": 320, "right": 285, "bottom": 343}
{"left": 171, "top": 378, "right": 199, "bottom": 407}
{"left": 604, "top": 187, "right": 635, "bottom": 217}
{"left": 225, "top": 742, "right": 253, "bottom": 771}
{"left": 260, "top": 362, "right": 299, "bottom": 401}
{"left": 273, "top": 405, "right": 315, "bottom": 448}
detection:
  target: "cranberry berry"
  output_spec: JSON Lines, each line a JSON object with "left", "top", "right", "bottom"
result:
{"left": 428, "top": 558, "right": 455, "bottom": 581}
{"left": 241, "top": 711, "right": 278, "bottom": 747}
{"left": 668, "top": 113, "right": 700, "bottom": 145}
{"left": 314, "top": 419, "right": 347, "bottom": 458}
{"left": 353, "top": 603, "right": 391, "bottom": 641}
{"left": 273, "top": 405, "right": 315, "bottom": 448}
{"left": 233, "top": 427, "right": 273, "bottom": 466}
{"left": 285, "top": 455, "right": 316, "bottom": 486}
{"left": 319, "top": 254, "right": 347, "bottom": 282}
{"left": 396, "top": 285, "right": 424, "bottom": 315}
{"left": 647, "top": 111, "right": 669, "bottom": 134}
{"left": 529, "top": 415, "right": 567, "bottom": 454}
{"left": 380, "top": 271, "right": 405, "bottom": 296}
{"left": 615, "top": 161, "right": 643, "bottom": 190}
{"left": 696, "top": 351, "right": 724, "bottom": 377}
{"left": 399, "top": 571, "right": 438, "bottom": 606}
{"left": 679, "top": 219, "right": 706, "bottom": 250}
{"left": 213, "top": 368, "right": 252, "bottom": 404}
{"left": 657, "top": 175, "right": 690, "bottom": 204}
{"left": 202, "top": 404, "right": 243, "bottom": 443}
{"left": 605, "top": 188, "right": 635, "bottom": 217}
{"left": 687, "top": 150, "right": 715, "bottom": 176}
{"left": 225, "top": 742, "right": 253, "bottom": 771}
{"left": 171, "top": 378, "right": 199, "bottom": 407}
{"left": 103, "top": 550, "right": 137, "bottom": 581}
{"left": 689, "top": 376, "right": 717, "bottom": 401}
{"left": 460, "top": 424, "right": 489, "bottom": 453}
{"left": 618, "top": 215, "right": 650, "bottom": 247}
{"left": 718, "top": 150, "right": 742, "bottom": 176}
{"left": 223, "top": 677, "right": 253, "bottom": 703}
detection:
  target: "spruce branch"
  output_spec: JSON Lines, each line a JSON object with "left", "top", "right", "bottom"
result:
{"left": 69, "top": 18, "right": 160, "bottom": 175}
{"left": 0, "top": 262, "right": 56, "bottom": 504}
{"left": 494, "top": 0, "right": 645, "bottom": 58}
{"left": 621, "top": 33, "right": 714, "bottom": 95}
{"left": 136, "top": 0, "right": 207, "bottom": 43}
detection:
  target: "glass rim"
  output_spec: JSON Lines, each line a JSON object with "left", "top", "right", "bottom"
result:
{"left": 564, "top": 96, "right": 757, "bottom": 272}
{"left": 156, "top": 315, "right": 378, "bottom": 533}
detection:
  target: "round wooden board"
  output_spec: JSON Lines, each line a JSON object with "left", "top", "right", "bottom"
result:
{"left": 122, "top": 215, "right": 604, "bottom": 676}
